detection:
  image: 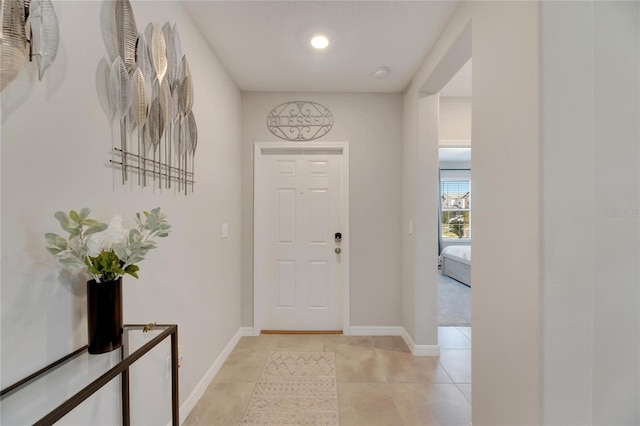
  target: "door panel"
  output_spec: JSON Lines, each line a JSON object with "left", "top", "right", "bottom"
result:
{"left": 277, "top": 189, "right": 296, "bottom": 243}
{"left": 308, "top": 261, "right": 329, "bottom": 308}
{"left": 309, "top": 190, "right": 328, "bottom": 244}
{"left": 259, "top": 152, "right": 343, "bottom": 330}
{"left": 276, "top": 261, "right": 296, "bottom": 308}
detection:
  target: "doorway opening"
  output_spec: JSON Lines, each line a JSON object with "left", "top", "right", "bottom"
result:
{"left": 436, "top": 59, "right": 472, "bottom": 350}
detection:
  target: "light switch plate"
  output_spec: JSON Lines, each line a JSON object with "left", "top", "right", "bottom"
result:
{"left": 221, "top": 223, "right": 229, "bottom": 239}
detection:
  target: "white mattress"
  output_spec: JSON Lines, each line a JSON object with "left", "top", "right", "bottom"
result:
{"left": 440, "top": 245, "right": 471, "bottom": 266}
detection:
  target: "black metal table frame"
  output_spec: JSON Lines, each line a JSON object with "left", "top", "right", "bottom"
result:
{"left": 0, "top": 324, "right": 179, "bottom": 426}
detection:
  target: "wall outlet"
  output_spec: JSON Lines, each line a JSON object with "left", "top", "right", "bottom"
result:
{"left": 409, "top": 221, "right": 414, "bottom": 235}
{"left": 221, "top": 223, "right": 229, "bottom": 239}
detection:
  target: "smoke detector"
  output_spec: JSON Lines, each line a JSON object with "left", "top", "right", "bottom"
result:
{"left": 373, "top": 67, "right": 390, "bottom": 79}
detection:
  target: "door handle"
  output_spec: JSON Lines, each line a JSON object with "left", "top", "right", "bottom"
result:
{"left": 335, "top": 247, "right": 341, "bottom": 254}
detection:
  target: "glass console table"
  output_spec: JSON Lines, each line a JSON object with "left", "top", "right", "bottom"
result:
{"left": 0, "top": 324, "right": 179, "bottom": 426}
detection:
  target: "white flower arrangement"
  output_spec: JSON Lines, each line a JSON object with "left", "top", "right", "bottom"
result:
{"left": 45, "top": 208, "right": 171, "bottom": 283}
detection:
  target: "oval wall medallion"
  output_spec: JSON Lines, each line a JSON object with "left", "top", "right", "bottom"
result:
{"left": 267, "top": 101, "right": 334, "bottom": 141}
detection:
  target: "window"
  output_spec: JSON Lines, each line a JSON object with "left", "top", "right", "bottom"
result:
{"left": 441, "top": 180, "right": 471, "bottom": 239}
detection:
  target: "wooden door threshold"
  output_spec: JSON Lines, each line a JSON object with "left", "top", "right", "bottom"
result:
{"left": 261, "top": 330, "right": 343, "bottom": 335}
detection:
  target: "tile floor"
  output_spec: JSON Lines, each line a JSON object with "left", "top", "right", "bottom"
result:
{"left": 184, "top": 327, "right": 471, "bottom": 426}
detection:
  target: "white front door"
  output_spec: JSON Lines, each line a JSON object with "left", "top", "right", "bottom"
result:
{"left": 255, "top": 144, "right": 347, "bottom": 331}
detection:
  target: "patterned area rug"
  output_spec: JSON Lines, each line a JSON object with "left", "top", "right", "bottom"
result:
{"left": 241, "top": 351, "right": 339, "bottom": 425}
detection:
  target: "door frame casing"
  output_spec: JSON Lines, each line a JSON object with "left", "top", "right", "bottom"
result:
{"left": 253, "top": 141, "right": 350, "bottom": 335}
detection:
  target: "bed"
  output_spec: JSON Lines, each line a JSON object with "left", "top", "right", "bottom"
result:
{"left": 440, "top": 245, "right": 471, "bottom": 286}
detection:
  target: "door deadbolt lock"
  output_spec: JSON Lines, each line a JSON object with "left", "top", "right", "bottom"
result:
{"left": 334, "top": 232, "right": 342, "bottom": 243}
{"left": 335, "top": 247, "right": 342, "bottom": 254}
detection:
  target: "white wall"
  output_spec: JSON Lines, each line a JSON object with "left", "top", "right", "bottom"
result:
{"left": 403, "top": 1, "right": 542, "bottom": 424}
{"left": 439, "top": 96, "right": 471, "bottom": 143}
{"left": 1, "top": 1, "right": 242, "bottom": 424}
{"left": 542, "top": 2, "right": 640, "bottom": 424}
{"left": 241, "top": 92, "right": 403, "bottom": 329}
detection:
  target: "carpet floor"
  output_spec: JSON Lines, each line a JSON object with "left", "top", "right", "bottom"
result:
{"left": 438, "top": 271, "right": 471, "bottom": 327}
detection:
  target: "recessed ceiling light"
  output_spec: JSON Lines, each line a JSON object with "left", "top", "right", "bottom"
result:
{"left": 310, "top": 34, "right": 329, "bottom": 50}
{"left": 373, "top": 67, "right": 391, "bottom": 79}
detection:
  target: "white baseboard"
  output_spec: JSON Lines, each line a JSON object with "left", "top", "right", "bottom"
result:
{"left": 239, "top": 326, "right": 254, "bottom": 337}
{"left": 349, "top": 326, "right": 439, "bottom": 357}
{"left": 401, "top": 328, "right": 440, "bottom": 356}
{"left": 348, "top": 326, "right": 404, "bottom": 336}
{"left": 177, "top": 326, "right": 252, "bottom": 424}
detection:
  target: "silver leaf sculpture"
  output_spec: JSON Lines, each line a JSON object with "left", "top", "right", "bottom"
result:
{"left": 148, "top": 97, "right": 164, "bottom": 147}
{"left": 110, "top": 56, "right": 131, "bottom": 119}
{"left": 187, "top": 110, "right": 197, "bottom": 154}
{"left": 101, "top": 0, "right": 137, "bottom": 73}
{"left": 179, "top": 114, "right": 188, "bottom": 156}
{"left": 100, "top": 0, "right": 118, "bottom": 63}
{"left": 130, "top": 67, "right": 147, "bottom": 128}
{"left": 110, "top": 55, "right": 131, "bottom": 183}
{"left": 96, "top": 57, "right": 115, "bottom": 123}
{"left": 172, "top": 110, "right": 182, "bottom": 156}
{"left": 148, "top": 97, "right": 164, "bottom": 184}
{"left": 162, "top": 22, "right": 175, "bottom": 85}
{"left": 170, "top": 80, "right": 181, "bottom": 121}
{"left": 150, "top": 23, "right": 167, "bottom": 84}
{"left": 1, "top": 0, "right": 28, "bottom": 91}
{"left": 98, "top": 3, "right": 197, "bottom": 191}
{"left": 179, "top": 75, "right": 193, "bottom": 116}
{"left": 186, "top": 110, "right": 197, "bottom": 193}
{"left": 135, "top": 33, "right": 153, "bottom": 105}
{"left": 159, "top": 78, "right": 171, "bottom": 128}
{"left": 126, "top": 104, "right": 136, "bottom": 134}
{"left": 143, "top": 119, "right": 152, "bottom": 153}
{"left": 171, "top": 24, "right": 182, "bottom": 87}
{"left": 130, "top": 67, "right": 147, "bottom": 183}
{"left": 143, "top": 22, "right": 154, "bottom": 54}
{"left": 179, "top": 56, "right": 193, "bottom": 113}
{"left": 29, "top": 0, "right": 59, "bottom": 81}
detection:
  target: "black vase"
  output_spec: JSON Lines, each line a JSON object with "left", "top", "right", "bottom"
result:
{"left": 86, "top": 277, "right": 123, "bottom": 354}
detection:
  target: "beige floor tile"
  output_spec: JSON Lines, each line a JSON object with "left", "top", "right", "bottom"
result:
{"left": 376, "top": 348, "right": 453, "bottom": 384}
{"left": 372, "top": 335, "right": 411, "bottom": 353}
{"left": 390, "top": 383, "right": 471, "bottom": 426}
{"left": 336, "top": 347, "right": 387, "bottom": 383}
{"left": 322, "top": 334, "right": 375, "bottom": 352}
{"left": 231, "top": 335, "right": 276, "bottom": 355}
{"left": 438, "top": 350, "right": 471, "bottom": 384}
{"left": 338, "top": 383, "right": 405, "bottom": 426}
{"left": 273, "top": 334, "right": 325, "bottom": 351}
{"left": 183, "top": 382, "right": 255, "bottom": 426}
{"left": 213, "top": 350, "right": 269, "bottom": 383}
{"left": 187, "top": 334, "right": 472, "bottom": 425}
{"left": 438, "top": 327, "right": 471, "bottom": 350}
{"left": 456, "top": 383, "right": 472, "bottom": 403}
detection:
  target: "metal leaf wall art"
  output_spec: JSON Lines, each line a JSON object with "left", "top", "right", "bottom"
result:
{"left": 95, "top": 57, "right": 115, "bottom": 123}
{"left": 97, "top": 1, "right": 197, "bottom": 193}
{"left": 28, "top": 0, "right": 59, "bottom": 80}
{"left": 101, "top": 0, "right": 137, "bottom": 72}
{"left": 1, "top": 0, "right": 59, "bottom": 91}
{"left": 150, "top": 24, "right": 167, "bottom": 84}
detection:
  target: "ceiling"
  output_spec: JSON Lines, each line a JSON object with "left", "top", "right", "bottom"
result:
{"left": 183, "top": 1, "right": 461, "bottom": 93}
